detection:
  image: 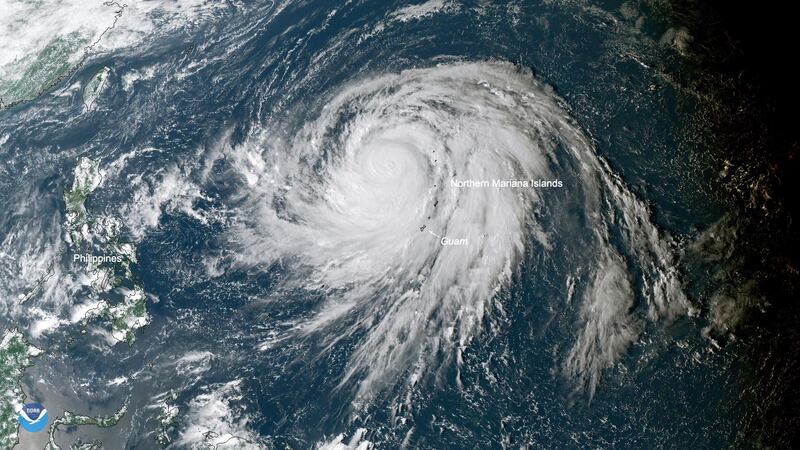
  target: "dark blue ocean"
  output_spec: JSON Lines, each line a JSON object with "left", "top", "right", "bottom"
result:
{"left": 0, "top": 1, "right": 767, "bottom": 448}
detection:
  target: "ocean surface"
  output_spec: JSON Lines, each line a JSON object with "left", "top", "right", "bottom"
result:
{"left": 0, "top": 0, "right": 779, "bottom": 448}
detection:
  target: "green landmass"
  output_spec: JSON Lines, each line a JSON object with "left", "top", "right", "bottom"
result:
{"left": 45, "top": 401, "right": 127, "bottom": 450}
{"left": 156, "top": 390, "right": 179, "bottom": 445}
{"left": 82, "top": 67, "right": 110, "bottom": 110}
{"left": 0, "top": 31, "right": 89, "bottom": 108}
{"left": 0, "top": 329, "right": 42, "bottom": 450}
{"left": 64, "top": 157, "right": 102, "bottom": 246}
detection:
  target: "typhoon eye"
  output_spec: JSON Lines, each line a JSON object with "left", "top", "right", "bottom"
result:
{"left": 2, "top": 1, "right": 794, "bottom": 448}
{"left": 227, "top": 62, "right": 689, "bottom": 401}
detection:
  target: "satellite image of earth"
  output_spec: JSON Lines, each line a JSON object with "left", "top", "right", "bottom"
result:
{"left": 2, "top": 0, "right": 800, "bottom": 448}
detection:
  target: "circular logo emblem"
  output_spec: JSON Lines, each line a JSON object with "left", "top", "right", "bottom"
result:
{"left": 18, "top": 402, "right": 48, "bottom": 432}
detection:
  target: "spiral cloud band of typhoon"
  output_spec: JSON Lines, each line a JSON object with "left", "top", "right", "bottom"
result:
{"left": 223, "top": 61, "right": 691, "bottom": 400}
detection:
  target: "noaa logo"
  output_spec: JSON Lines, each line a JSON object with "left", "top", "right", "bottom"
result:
{"left": 18, "top": 402, "right": 48, "bottom": 432}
